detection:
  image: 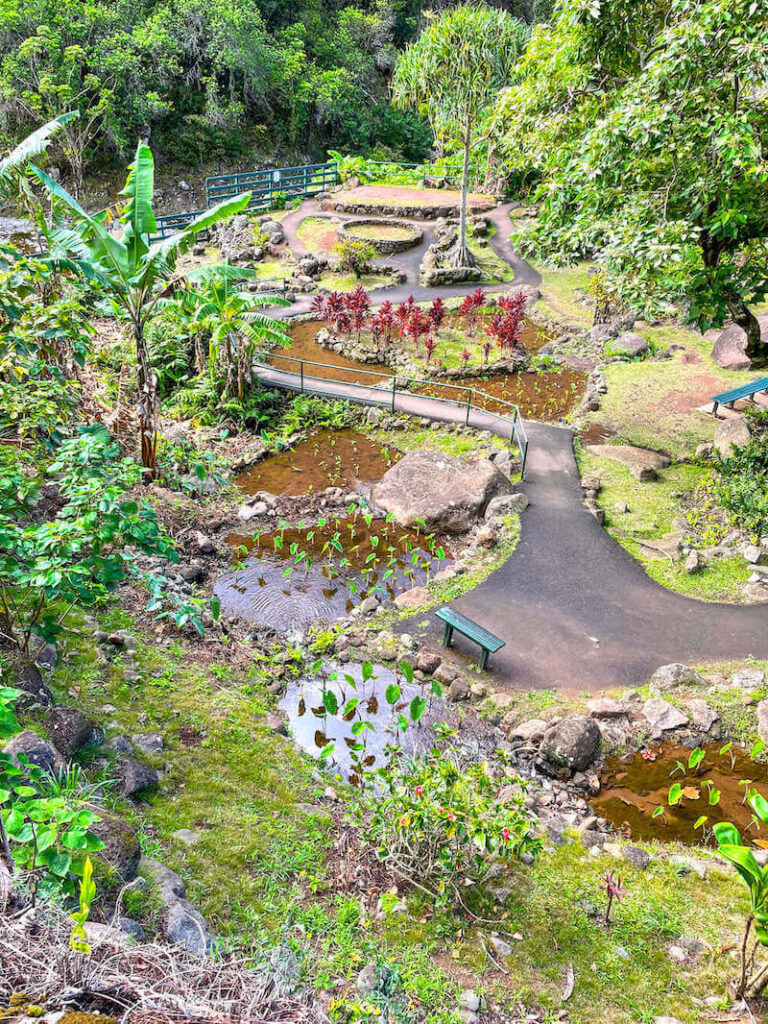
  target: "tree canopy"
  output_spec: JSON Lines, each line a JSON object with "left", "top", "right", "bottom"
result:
{"left": 493, "top": 0, "right": 768, "bottom": 356}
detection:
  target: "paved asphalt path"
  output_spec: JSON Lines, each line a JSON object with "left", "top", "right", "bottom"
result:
{"left": 260, "top": 198, "right": 768, "bottom": 691}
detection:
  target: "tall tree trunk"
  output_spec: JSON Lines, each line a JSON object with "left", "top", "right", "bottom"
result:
{"left": 135, "top": 324, "right": 158, "bottom": 476}
{"left": 726, "top": 292, "right": 764, "bottom": 362}
{"left": 450, "top": 114, "right": 476, "bottom": 270}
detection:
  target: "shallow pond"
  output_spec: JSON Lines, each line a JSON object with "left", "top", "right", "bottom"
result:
{"left": 279, "top": 661, "right": 441, "bottom": 784}
{"left": 270, "top": 319, "right": 392, "bottom": 384}
{"left": 416, "top": 369, "right": 586, "bottom": 423}
{"left": 591, "top": 742, "right": 768, "bottom": 847}
{"left": 215, "top": 514, "right": 451, "bottom": 631}
{"left": 235, "top": 428, "right": 399, "bottom": 498}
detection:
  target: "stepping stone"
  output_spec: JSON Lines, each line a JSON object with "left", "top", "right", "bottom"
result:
{"left": 586, "top": 444, "right": 670, "bottom": 481}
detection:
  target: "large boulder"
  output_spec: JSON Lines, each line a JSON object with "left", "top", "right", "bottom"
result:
{"left": 585, "top": 444, "right": 670, "bottom": 481}
{"left": 608, "top": 332, "right": 649, "bottom": 358}
{"left": 714, "top": 417, "right": 751, "bottom": 459}
{"left": 116, "top": 757, "right": 160, "bottom": 796}
{"left": 3, "top": 730, "right": 57, "bottom": 771}
{"left": 540, "top": 715, "right": 601, "bottom": 775}
{"left": 711, "top": 313, "right": 768, "bottom": 370}
{"left": 642, "top": 697, "right": 688, "bottom": 732}
{"left": 648, "top": 663, "right": 706, "bottom": 695}
{"left": 371, "top": 451, "right": 511, "bottom": 534}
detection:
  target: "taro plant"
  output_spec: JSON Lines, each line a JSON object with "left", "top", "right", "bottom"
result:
{"left": 714, "top": 791, "right": 768, "bottom": 998}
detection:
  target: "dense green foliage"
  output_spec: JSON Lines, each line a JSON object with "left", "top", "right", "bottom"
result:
{"left": 494, "top": 0, "right": 768, "bottom": 354}
{"left": 715, "top": 408, "right": 768, "bottom": 538}
{"left": 0, "top": 0, "right": 437, "bottom": 177}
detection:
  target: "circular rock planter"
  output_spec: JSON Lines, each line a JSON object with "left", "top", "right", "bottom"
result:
{"left": 338, "top": 218, "right": 423, "bottom": 255}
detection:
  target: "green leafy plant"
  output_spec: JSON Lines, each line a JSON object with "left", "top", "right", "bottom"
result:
{"left": 714, "top": 791, "right": 768, "bottom": 997}
{"left": 333, "top": 237, "right": 375, "bottom": 279}
{"left": 0, "top": 423, "right": 179, "bottom": 652}
{"left": 69, "top": 856, "right": 96, "bottom": 954}
{"left": 364, "top": 744, "right": 539, "bottom": 909}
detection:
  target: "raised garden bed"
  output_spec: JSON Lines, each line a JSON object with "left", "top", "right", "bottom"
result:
{"left": 338, "top": 217, "right": 423, "bottom": 254}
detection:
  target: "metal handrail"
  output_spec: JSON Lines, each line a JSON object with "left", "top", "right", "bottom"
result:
{"left": 257, "top": 350, "right": 530, "bottom": 478}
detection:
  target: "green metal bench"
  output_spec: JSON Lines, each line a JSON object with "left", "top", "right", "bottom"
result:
{"left": 435, "top": 607, "right": 505, "bottom": 671}
{"left": 710, "top": 378, "right": 768, "bottom": 417}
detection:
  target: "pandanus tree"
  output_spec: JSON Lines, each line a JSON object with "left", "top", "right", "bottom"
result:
{"left": 29, "top": 142, "right": 253, "bottom": 474}
{"left": 392, "top": 5, "right": 529, "bottom": 269}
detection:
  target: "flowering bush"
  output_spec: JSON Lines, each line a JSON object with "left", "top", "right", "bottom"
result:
{"left": 364, "top": 749, "right": 540, "bottom": 906}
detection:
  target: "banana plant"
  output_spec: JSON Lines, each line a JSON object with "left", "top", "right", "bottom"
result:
{"left": 169, "top": 268, "right": 291, "bottom": 400}
{"left": 0, "top": 112, "right": 78, "bottom": 207}
{"left": 28, "top": 141, "right": 252, "bottom": 473}
{"left": 714, "top": 790, "right": 768, "bottom": 997}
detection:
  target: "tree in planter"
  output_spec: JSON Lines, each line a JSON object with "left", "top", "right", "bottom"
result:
{"left": 392, "top": 5, "right": 529, "bottom": 269}
{"left": 30, "top": 142, "right": 252, "bottom": 473}
{"left": 494, "top": 0, "right": 768, "bottom": 361}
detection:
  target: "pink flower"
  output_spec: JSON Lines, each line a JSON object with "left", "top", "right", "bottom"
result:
{"left": 502, "top": 828, "right": 511, "bottom": 842}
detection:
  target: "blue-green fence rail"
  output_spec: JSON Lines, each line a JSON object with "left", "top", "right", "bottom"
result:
{"left": 150, "top": 161, "right": 338, "bottom": 243}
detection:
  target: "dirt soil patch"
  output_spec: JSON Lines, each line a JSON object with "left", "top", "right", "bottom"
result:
{"left": 339, "top": 184, "right": 495, "bottom": 211}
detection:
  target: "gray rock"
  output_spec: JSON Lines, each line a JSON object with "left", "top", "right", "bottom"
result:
{"left": 267, "top": 944, "right": 301, "bottom": 995}
{"left": 371, "top": 450, "right": 511, "bottom": 534}
{"left": 684, "top": 550, "right": 701, "bottom": 574}
{"left": 448, "top": 677, "right": 471, "bottom": 702}
{"left": 117, "top": 757, "right": 160, "bottom": 796}
{"left": 194, "top": 531, "right": 216, "bottom": 555}
{"left": 713, "top": 416, "right": 751, "bottom": 458}
{"left": 711, "top": 314, "right": 768, "bottom": 370}
{"left": 28, "top": 633, "right": 57, "bottom": 671}
{"left": 490, "top": 934, "right": 513, "bottom": 958}
{"left": 689, "top": 699, "right": 719, "bottom": 732}
{"left": 733, "top": 667, "right": 766, "bottom": 690}
{"left": 417, "top": 651, "right": 442, "bottom": 675}
{"left": 610, "top": 332, "right": 649, "bottom": 358}
{"left": 642, "top": 698, "right": 688, "bottom": 732}
{"left": 14, "top": 662, "right": 53, "bottom": 710}
{"left": 459, "top": 990, "right": 480, "bottom": 1012}
{"left": 356, "top": 962, "right": 377, "bottom": 995}
{"left": 132, "top": 732, "right": 164, "bottom": 755}
{"left": 48, "top": 706, "right": 95, "bottom": 757}
{"left": 758, "top": 700, "right": 768, "bottom": 743}
{"left": 173, "top": 828, "right": 203, "bottom": 847}
{"left": 585, "top": 444, "right": 670, "bottom": 481}
{"left": 110, "top": 915, "right": 146, "bottom": 941}
{"left": 648, "top": 663, "right": 706, "bottom": 695}
{"left": 540, "top": 715, "right": 601, "bottom": 775}
{"left": 106, "top": 734, "right": 133, "bottom": 754}
{"left": 484, "top": 492, "right": 528, "bottom": 520}
{"left": 3, "top": 730, "right": 57, "bottom": 771}
{"left": 359, "top": 595, "right": 380, "bottom": 615}
{"left": 613, "top": 945, "right": 631, "bottom": 959}
{"left": 743, "top": 542, "right": 764, "bottom": 564}
{"left": 139, "top": 856, "right": 186, "bottom": 901}
{"left": 164, "top": 898, "right": 215, "bottom": 954}
{"left": 89, "top": 813, "right": 142, "bottom": 881}
{"left": 509, "top": 718, "right": 548, "bottom": 743}
{"left": 622, "top": 846, "right": 651, "bottom": 870}
{"left": 586, "top": 697, "right": 626, "bottom": 719}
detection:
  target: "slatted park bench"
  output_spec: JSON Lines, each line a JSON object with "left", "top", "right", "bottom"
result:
{"left": 710, "top": 377, "right": 768, "bottom": 417}
{"left": 435, "top": 606, "right": 505, "bottom": 671}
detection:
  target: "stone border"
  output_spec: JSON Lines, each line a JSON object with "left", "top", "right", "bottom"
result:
{"left": 338, "top": 217, "right": 423, "bottom": 255}
{"left": 320, "top": 196, "right": 495, "bottom": 220}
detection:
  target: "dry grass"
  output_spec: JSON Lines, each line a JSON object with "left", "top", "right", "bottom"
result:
{"left": 0, "top": 902, "right": 326, "bottom": 1024}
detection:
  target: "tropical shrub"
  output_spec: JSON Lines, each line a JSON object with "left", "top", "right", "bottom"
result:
{"left": 365, "top": 748, "right": 540, "bottom": 906}
{"left": 0, "top": 424, "right": 178, "bottom": 652}
{"left": 714, "top": 408, "right": 768, "bottom": 537}
{"left": 333, "top": 238, "right": 375, "bottom": 279}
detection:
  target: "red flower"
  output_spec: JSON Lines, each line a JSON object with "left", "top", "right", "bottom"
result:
{"left": 414, "top": 785, "right": 423, "bottom": 798}
{"left": 502, "top": 827, "right": 511, "bottom": 842}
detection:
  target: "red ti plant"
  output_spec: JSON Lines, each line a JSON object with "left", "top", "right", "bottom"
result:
{"left": 335, "top": 309, "right": 352, "bottom": 338}
{"left": 428, "top": 296, "right": 446, "bottom": 336}
{"left": 377, "top": 300, "right": 396, "bottom": 344}
{"left": 603, "top": 871, "right": 626, "bottom": 924}
{"left": 405, "top": 307, "right": 430, "bottom": 350}
{"left": 460, "top": 346, "right": 471, "bottom": 369}
{"left": 496, "top": 291, "right": 527, "bottom": 352}
{"left": 343, "top": 285, "right": 371, "bottom": 343}
{"left": 423, "top": 333, "right": 438, "bottom": 364}
{"left": 324, "top": 291, "right": 346, "bottom": 333}
{"left": 309, "top": 293, "right": 327, "bottom": 325}
{"left": 482, "top": 337, "right": 492, "bottom": 364}
{"left": 459, "top": 286, "right": 486, "bottom": 339}
{"left": 394, "top": 301, "right": 412, "bottom": 339}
